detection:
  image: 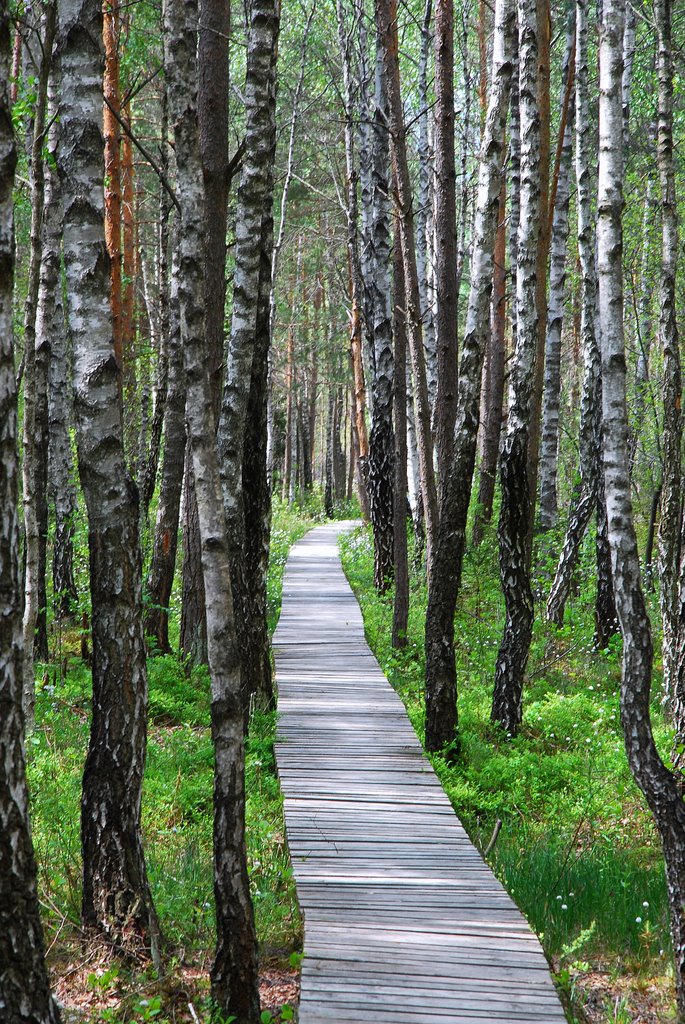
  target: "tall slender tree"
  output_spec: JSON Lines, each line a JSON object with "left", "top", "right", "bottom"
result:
{"left": 423, "top": 0, "right": 516, "bottom": 751}
{"left": 0, "top": 3, "right": 61, "bottom": 1013}
{"left": 163, "top": 0, "right": 261, "bottom": 1012}
{"left": 55, "top": 0, "right": 160, "bottom": 953}
{"left": 598, "top": 0, "right": 685, "bottom": 1013}
{"left": 491, "top": 0, "right": 541, "bottom": 736}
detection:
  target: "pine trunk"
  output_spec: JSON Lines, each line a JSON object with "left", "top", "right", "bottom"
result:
{"left": 377, "top": 0, "right": 438, "bottom": 569}
{"left": 145, "top": 252, "right": 185, "bottom": 654}
{"left": 56, "top": 0, "right": 160, "bottom": 953}
{"left": 392, "top": 215, "right": 409, "bottom": 647}
{"left": 433, "top": 0, "right": 459, "bottom": 491}
{"left": 538, "top": 12, "right": 574, "bottom": 532}
{"left": 424, "top": 0, "right": 515, "bottom": 752}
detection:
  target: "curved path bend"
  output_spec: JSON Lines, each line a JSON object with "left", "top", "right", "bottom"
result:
{"left": 274, "top": 522, "right": 566, "bottom": 1024}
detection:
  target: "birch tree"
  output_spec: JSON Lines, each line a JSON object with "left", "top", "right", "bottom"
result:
{"left": 0, "top": 6, "right": 61, "bottom": 1014}
{"left": 163, "top": 0, "right": 261, "bottom": 1012}
{"left": 491, "top": 0, "right": 541, "bottom": 736}
{"left": 216, "top": 0, "right": 279, "bottom": 711}
{"left": 655, "top": 0, "right": 681, "bottom": 707}
{"left": 55, "top": 0, "right": 160, "bottom": 951}
{"left": 423, "top": 0, "right": 516, "bottom": 751}
{"left": 598, "top": 0, "right": 685, "bottom": 1013}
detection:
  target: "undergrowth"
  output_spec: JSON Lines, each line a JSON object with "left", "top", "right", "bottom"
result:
{"left": 339, "top": 521, "right": 675, "bottom": 1022}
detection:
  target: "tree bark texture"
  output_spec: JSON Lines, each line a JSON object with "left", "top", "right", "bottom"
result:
{"left": 433, "top": 0, "right": 459, "bottom": 492}
{"left": 145, "top": 251, "right": 185, "bottom": 654}
{"left": 21, "top": 0, "right": 54, "bottom": 725}
{"left": 423, "top": 0, "right": 515, "bottom": 752}
{"left": 598, "top": 1, "right": 685, "bottom": 1015}
{"left": 0, "top": 8, "right": 61, "bottom": 1015}
{"left": 44, "top": 80, "right": 78, "bottom": 621}
{"left": 654, "top": 0, "right": 682, "bottom": 712}
{"left": 162, "top": 0, "right": 261, "bottom": 1013}
{"left": 376, "top": 0, "right": 438, "bottom": 571}
{"left": 366, "top": 44, "right": 395, "bottom": 592}
{"left": 473, "top": 170, "right": 506, "bottom": 545}
{"left": 56, "top": 0, "right": 160, "bottom": 954}
{"left": 538, "top": 12, "right": 574, "bottom": 532}
{"left": 416, "top": 0, "right": 436, "bottom": 408}
{"left": 216, "top": 0, "right": 278, "bottom": 714}
{"left": 392, "top": 211, "right": 409, "bottom": 647}
{"left": 491, "top": 0, "right": 541, "bottom": 736}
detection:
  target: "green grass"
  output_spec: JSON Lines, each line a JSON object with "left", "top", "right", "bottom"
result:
{"left": 339, "top": 522, "right": 672, "bottom": 980}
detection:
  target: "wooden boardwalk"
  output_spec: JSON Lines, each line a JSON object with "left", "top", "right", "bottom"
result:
{"left": 274, "top": 523, "right": 567, "bottom": 1023}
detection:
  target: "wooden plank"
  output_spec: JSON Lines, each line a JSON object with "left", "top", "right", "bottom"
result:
{"left": 274, "top": 523, "right": 566, "bottom": 1023}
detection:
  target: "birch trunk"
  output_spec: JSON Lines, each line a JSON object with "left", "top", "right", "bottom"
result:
{"left": 216, "top": 0, "right": 278, "bottom": 715}
{"left": 598, "top": 1, "right": 685, "bottom": 1014}
{"left": 654, "top": 0, "right": 682, "bottom": 710}
{"left": 163, "top": 0, "right": 260, "bottom": 1012}
{"left": 538, "top": 11, "right": 574, "bottom": 532}
{"left": 376, "top": 0, "right": 438, "bottom": 569}
{"left": 416, "top": 0, "right": 436, "bottom": 406}
{"left": 56, "top": 0, "right": 160, "bottom": 952}
{"left": 44, "top": 81, "right": 78, "bottom": 621}
{"left": 366, "top": 44, "right": 395, "bottom": 591}
{"left": 424, "top": 0, "right": 515, "bottom": 751}
{"left": 473, "top": 170, "right": 506, "bottom": 545}
{"left": 491, "top": 0, "right": 541, "bottom": 736}
{"left": 22, "top": 0, "right": 54, "bottom": 726}
{"left": 433, "top": 0, "right": 459, "bottom": 490}
{"left": 144, "top": 251, "right": 185, "bottom": 654}
{"left": 0, "top": 9, "right": 61, "bottom": 1015}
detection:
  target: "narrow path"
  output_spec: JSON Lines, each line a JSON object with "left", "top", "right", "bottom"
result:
{"left": 274, "top": 523, "right": 566, "bottom": 1023}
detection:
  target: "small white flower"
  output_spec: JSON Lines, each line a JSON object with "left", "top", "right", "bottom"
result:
{"left": 643, "top": 901, "right": 649, "bottom": 908}
{"left": 636, "top": 916, "right": 642, "bottom": 924}
{"left": 561, "top": 904, "right": 568, "bottom": 911}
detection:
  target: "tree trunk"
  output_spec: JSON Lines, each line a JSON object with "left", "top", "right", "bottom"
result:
{"left": 655, "top": 0, "right": 682, "bottom": 711}
{"left": 44, "top": 80, "right": 78, "bottom": 622}
{"left": 376, "top": 0, "right": 438, "bottom": 570}
{"left": 416, "top": 0, "right": 436, "bottom": 409}
{"left": 103, "top": 0, "right": 123, "bottom": 378}
{"left": 0, "top": 12, "right": 61, "bottom": 1016}
{"left": 366, "top": 43, "right": 395, "bottom": 592}
{"left": 55, "top": 0, "right": 160, "bottom": 954}
{"left": 424, "top": 0, "right": 516, "bottom": 752}
{"left": 216, "top": 0, "right": 279, "bottom": 717}
{"left": 433, "top": 0, "right": 459, "bottom": 491}
{"left": 598, "top": 2, "right": 685, "bottom": 1015}
{"left": 21, "top": 0, "right": 54, "bottom": 726}
{"left": 537, "top": 11, "right": 574, "bottom": 532}
{"left": 145, "top": 250, "right": 185, "bottom": 654}
{"left": 473, "top": 170, "right": 506, "bottom": 545}
{"left": 491, "top": 0, "right": 541, "bottom": 737}
{"left": 163, "top": 0, "right": 261, "bottom": 1012}
{"left": 392, "top": 213, "right": 409, "bottom": 648}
